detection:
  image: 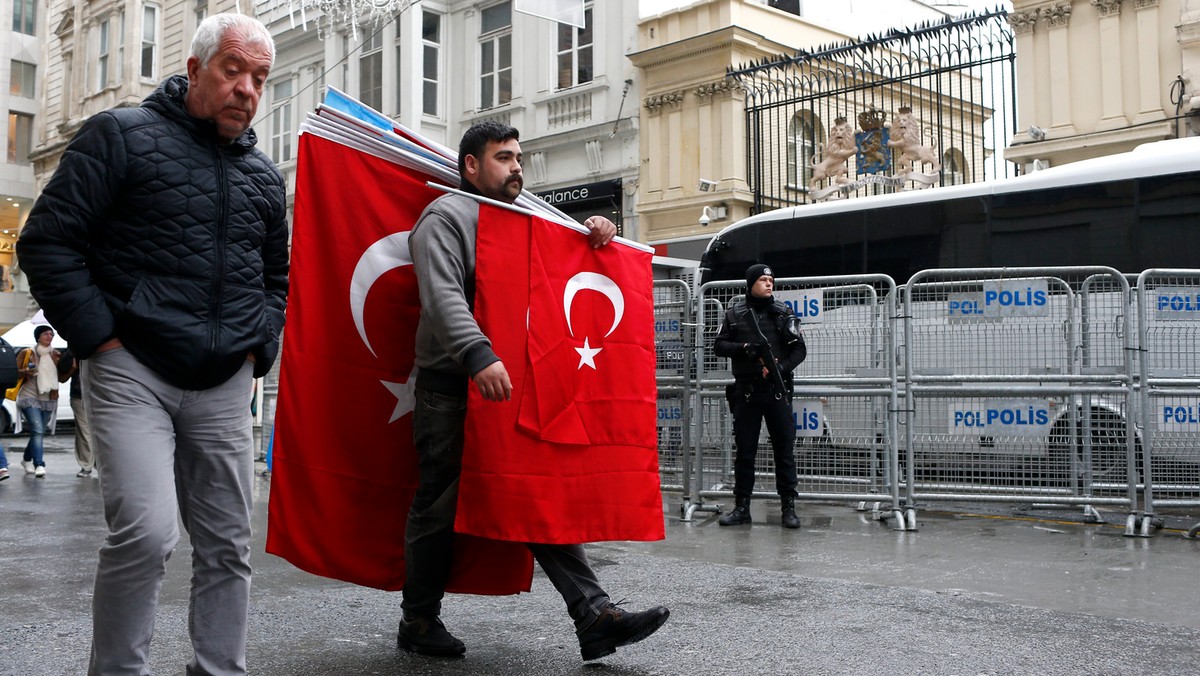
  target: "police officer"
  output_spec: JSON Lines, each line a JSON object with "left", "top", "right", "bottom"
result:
{"left": 713, "top": 264, "right": 807, "bottom": 528}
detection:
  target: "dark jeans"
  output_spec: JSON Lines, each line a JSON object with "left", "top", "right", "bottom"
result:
{"left": 731, "top": 383, "right": 798, "bottom": 499}
{"left": 402, "top": 387, "right": 610, "bottom": 631}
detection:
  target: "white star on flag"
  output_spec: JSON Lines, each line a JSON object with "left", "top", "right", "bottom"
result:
{"left": 381, "top": 379, "right": 416, "bottom": 423}
{"left": 574, "top": 337, "right": 602, "bottom": 370}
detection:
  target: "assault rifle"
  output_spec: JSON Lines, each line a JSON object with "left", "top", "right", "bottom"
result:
{"left": 748, "top": 311, "right": 791, "bottom": 400}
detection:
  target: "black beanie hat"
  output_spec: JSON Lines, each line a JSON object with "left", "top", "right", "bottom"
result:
{"left": 33, "top": 325, "right": 53, "bottom": 341}
{"left": 745, "top": 263, "right": 773, "bottom": 289}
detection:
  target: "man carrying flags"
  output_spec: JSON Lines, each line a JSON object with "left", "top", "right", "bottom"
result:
{"left": 401, "top": 121, "right": 670, "bottom": 660}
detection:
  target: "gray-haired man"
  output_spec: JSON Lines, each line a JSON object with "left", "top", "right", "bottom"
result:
{"left": 18, "top": 13, "right": 287, "bottom": 674}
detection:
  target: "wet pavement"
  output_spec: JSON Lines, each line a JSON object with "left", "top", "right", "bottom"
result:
{"left": 2, "top": 433, "right": 1199, "bottom": 675}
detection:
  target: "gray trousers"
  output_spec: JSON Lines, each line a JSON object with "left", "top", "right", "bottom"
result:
{"left": 84, "top": 349, "right": 254, "bottom": 676}
{"left": 71, "top": 395, "right": 94, "bottom": 472}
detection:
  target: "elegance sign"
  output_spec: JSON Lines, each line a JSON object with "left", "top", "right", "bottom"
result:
{"left": 535, "top": 180, "right": 620, "bottom": 208}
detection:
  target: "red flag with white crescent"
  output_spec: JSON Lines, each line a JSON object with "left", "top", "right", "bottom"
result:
{"left": 266, "top": 133, "right": 533, "bottom": 592}
{"left": 456, "top": 204, "right": 664, "bottom": 545}
{"left": 519, "top": 214, "right": 657, "bottom": 447}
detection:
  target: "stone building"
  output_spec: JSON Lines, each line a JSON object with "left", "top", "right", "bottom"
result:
{"left": 629, "top": 0, "right": 975, "bottom": 251}
{"left": 14, "top": 0, "right": 225, "bottom": 322}
{"left": 1005, "top": 0, "right": 1200, "bottom": 169}
{"left": 19, "top": 0, "right": 643, "bottom": 307}
{"left": 0, "top": 0, "right": 46, "bottom": 322}
{"left": 255, "top": 0, "right": 643, "bottom": 236}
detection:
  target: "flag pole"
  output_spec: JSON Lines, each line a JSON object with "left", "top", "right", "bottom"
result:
{"left": 319, "top": 86, "right": 578, "bottom": 224}
{"left": 428, "top": 184, "right": 654, "bottom": 254}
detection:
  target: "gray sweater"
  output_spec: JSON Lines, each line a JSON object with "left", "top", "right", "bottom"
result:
{"left": 410, "top": 193, "right": 501, "bottom": 386}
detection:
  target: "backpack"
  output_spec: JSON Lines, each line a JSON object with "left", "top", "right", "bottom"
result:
{"left": 0, "top": 338, "right": 19, "bottom": 391}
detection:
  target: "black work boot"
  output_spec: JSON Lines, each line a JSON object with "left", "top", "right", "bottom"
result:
{"left": 718, "top": 497, "right": 752, "bottom": 526}
{"left": 397, "top": 614, "right": 466, "bottom": 657}
{"left": 781, "top": 495, "right": 800, "bottom": 529}
{"left": 577, "top": 602, "right": 670, "bottom": 661}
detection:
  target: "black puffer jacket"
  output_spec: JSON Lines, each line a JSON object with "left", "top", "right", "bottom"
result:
{"left": 17, "top": 75, "right": 289, "bottom": 390}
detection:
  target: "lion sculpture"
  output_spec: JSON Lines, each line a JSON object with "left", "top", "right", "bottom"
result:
{"left": 888, "top": 108, "right": 941, "bottom": 174}
{"left": 809, "top": 117, "right": 855, "bottom": 190}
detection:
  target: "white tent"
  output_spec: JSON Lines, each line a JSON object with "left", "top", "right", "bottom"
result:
{"left": 2, "top": 310, "right": 70, "bottom": 349}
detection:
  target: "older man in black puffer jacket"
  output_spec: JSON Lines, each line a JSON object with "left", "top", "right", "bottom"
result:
{"left": 17, "top": 13, "right": 287, "bottom": 675}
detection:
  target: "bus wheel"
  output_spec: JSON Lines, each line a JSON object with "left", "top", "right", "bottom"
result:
{"left": 1047, "top": 410, "right": 1139, "bottom": 487}
{"left": 1082, "top": 410, "right": 1133, "bottom": 483}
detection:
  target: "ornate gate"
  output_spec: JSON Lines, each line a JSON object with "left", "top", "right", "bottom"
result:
{"left": 729, "top": 9, "right": 1017, "bottom": 211}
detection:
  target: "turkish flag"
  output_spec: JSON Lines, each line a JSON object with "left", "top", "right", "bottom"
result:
{"left": 456, "top": 204, "right": 664, "bottom": 545}
{"left": 519, "top": 215, "right": 657, "bottom": 446}
{"left": 266, "top": 133, "right": 533, "bottom": 593}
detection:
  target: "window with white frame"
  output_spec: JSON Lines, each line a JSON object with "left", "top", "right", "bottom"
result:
{"left": 341, "top": 35, "right": 350, "bottom": 91}
{"left": 62, "top": 53, "right": 74, "bottom": 118}
{"left": 479, "top": 2, "right": 512, "bottom": 110}
{"left": 359, "top": 31, "right": 383, "bottom": 111}
{"left": 394, "top": 41, "right": 403, "bottom": 113}
{"left": 186, "top": 1, "right": 206, "bottom": 53}
{"left": 7, "top": 112, "right": 33, "bottom": 165}
{"left": 117, "top": 10, "right": 126, "bottom": 85}
{"left": 943, "top": 148, "right": 967, "bottom": 185}
{"left": 9, "top": 61, "right": 35, "bottom": 98}
{"left": 141, "top": 4, "right": 159, "bottom": 80}
{"left": 270, "top": 79, "right": 294, "bottom": 164}
{"left": 11, "top": 0, "right": 35, "bottom": 35}
{"left": 421, "top": 10, "right": 442, "bottom": 117}
{"left": 787, "top": 110, "right": 822, "bottom": 189}
{"left": 97, "top": 18, "right": 111, "bottom": 91}
{"left": 194, "top": 0, "right": 207, "bottom": 29}
{"left": 556, "top": 3, "right": 592, "bottom": 90}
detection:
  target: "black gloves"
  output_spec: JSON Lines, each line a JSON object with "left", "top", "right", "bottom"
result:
{"left": 743, "top": 342, "right": 766, "bottom": 358}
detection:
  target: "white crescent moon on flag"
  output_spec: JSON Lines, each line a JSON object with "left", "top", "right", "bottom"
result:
{"left": 350, "top": 232, "right": 412, "bottom": 358}
{"left": 563, "top": 272, "right": 624, "bottom": 338}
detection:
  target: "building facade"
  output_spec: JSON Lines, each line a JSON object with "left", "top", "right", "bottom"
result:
{"left": 629, "top": 0, "right": 969, "bottom": 250}
{"left": 256, "top": 0, "right": 643, "bottom": 237}
{"left": 1005, "top": 0, "right": 1198, "bottom": 170}
{"left": 17, "top": 0, "right": 225, "bottom": 324}
{"left": 1, "top": 0, "right": 44, "bottom": 322}
{"left": 19, "top": 0, "right": 643, "bottom": 322}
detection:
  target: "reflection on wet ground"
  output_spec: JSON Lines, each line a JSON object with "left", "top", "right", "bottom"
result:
{"left": 634, "top": 494, "right": 1200, "bottom": 628}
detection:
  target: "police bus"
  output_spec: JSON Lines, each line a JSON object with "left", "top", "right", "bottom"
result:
{"left": 699, "top": 136, "right": 1200, "bottom": 284}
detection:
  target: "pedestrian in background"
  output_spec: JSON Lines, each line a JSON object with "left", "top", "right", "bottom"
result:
{"left": 0, "top": 436, "right": 8, "bottom": 481}
{"left": 17, "top": 12, "right": 288, "bottom": 675}
{"left": 15, "top": 325, "right": 60, "bottom": 478}
{"left": 400, "top": 120, "right": 669, "bottom": 661}
{"left": 713, "top": 264, "right": 807, "bottom": 528}
{"left": 58, "top": 349, "right": 95, "bottom": 478}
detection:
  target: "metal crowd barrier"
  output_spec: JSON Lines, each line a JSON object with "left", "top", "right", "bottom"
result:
{"left": 899, "top": 267, "right": 1141, "bottom": 532}
{"left": 652, "top": 266, "right": 1200, "bottom": 536}
{"left": 653, "top": 280, "right": 692, "bottom": 497}
{"left": 683, "top": 275, "right": 904, "bottom": 525}
{"left": 1135, "top": 270, "right": 1200, "bottom": 532}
